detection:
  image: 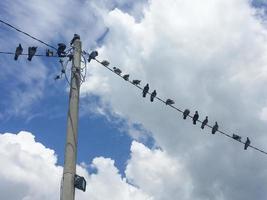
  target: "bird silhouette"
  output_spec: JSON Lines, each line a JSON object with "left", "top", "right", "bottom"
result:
{"left": 165, "top": 99, "right": 175, "bottom": 105}
{"left": 101, "top": 60, "right": 110, "bottom": 67}
{"left": 28, "top": 47, "right": 37, "bottom": 61}
{"left": 232, "top": 134, "right": 242, "bottom": 142}
{"left": 183, "top": 109, "right": 190, "bottom": 119}
{"left": 150, "top": 90, "right": 157, "bottom": 102}
{"left": 212, "top": 122, "right": 218, "bottom": 134}
{"left": 57, "top": 43, "right": 66, "bottom": 57}
{"left": 132, "top": 80, "right": 141, "bottom": 85}
{"left": 143, "top": 84, "right": 149, "bottom": 97}
{"left": 201, "top": 116, "right": 208, "bottom": 129}
{"left": 112, "top": 67, "right": 122, "bottom": 75}
{"left": 70, "top": 33, "right": 80, "bottom": 45}
{"left": 193, "top": 111, "right": 199, "bottom": 125}
{"left": 14, "top": 44, "right": 23, "bottom": 60}
{"left": 123, "top": 74, "right": 129, "bottom": 81}
{"left": 244, "top": 137, "right": 250, "bottom": 150}
{"left": 88, "top": 51, "right": 98, "bottom": 62}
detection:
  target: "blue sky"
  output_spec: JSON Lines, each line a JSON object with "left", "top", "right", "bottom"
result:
{"left": 1, "top": 0, "right": 267, "bottom": 200}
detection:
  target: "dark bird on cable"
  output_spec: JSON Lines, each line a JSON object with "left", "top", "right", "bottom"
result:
{"left": 123, "top": 74, "right": 129, "bottom": 81}
{"left": 165, "top": 99, "right": 175, "bottom": 105}
{"left": 113, "top": 67, "right": 122, "bottom": 75}
{"left": 150, "top": 90, "right": 157, "bottom": 102}
{"left": 183, "top": 109, "right": 190, "bottom": 119}
{"left": 143, "top": 84, "right": 149, "bottom": 97}
{"left": 70, "top": 33, "right": 80, "bottom": 45}
{"left": 132, "top": 80, "right": 141, "bottom": 85}
{"left": 101, "top": 60, "right": 110, "bottom": 67}
{"left": 244, "top": 137, "right": 251, "bottom": 150}
{"left": 88, "top": 51, "right": 98, "bottom": 62}
{"left": 28, "top": 47, "right": 37, "bottom": 61}
{"left": 57, "top": 43, "right": 66, "bottom": 57}
{"left": 212, "top": 122, "right": 218, "bottom": 134}
{"left": 193, "top": 111, "right": 199, "bottom": 125}
{"left": 14, "top": 44, "right": 23, "bottom": 60}
{"left": 201, "top": 116, "right": 208, "bottom": 129}
{"left": 232, "top": 134, "right": 242, "bottom": 142}
{"left": 46, "top": 49, "right": 54, "bottom": 57}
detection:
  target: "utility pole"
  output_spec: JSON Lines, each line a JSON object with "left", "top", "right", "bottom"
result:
{"left": 61, "top": 37, "right": 82, "bottom": 200}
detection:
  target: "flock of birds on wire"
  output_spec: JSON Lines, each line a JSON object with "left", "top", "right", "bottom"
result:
{"left": 10, "top": 34, "right": 254, "bottom": 152}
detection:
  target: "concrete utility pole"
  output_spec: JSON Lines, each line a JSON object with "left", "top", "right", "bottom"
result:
{"left": 61, "top": 38, "right": 82, "bottom": 200}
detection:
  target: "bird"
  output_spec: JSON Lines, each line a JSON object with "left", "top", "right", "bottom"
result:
{"left": 123, "top": 74, "right": 129, "bottom": 81}
{"left": 212, "top": 122, "right": 218, "bottom": 134}
{"left": 113, "top": 67, "right": 122, "bottom": 75}
{"left": 70, "top": 33, "right": 80, "bottom": 45}
{"left": 57, "top": 43, "right": 66, "bottom": 57}
{"left": 46, "top": 49, "right": 54, "bottom": 57}
{"left": 150, "top": 90, "right": 157, "bottom": 102}
{"left": 192, "top": 111, "right": 199, "bottom": 125}
{"left": 14, "top": 44, "right": 23, "bottom": 60}
{"left": 101, "top": 60, "right": 110, "bottom": 67}
{"left": 143, "top": 84, "right": 149, "bottom": 97}
{"left": 132, "top": 80, "right": 141, "bottom": 85}
{"left": 54, "top": 75, "right": 61, "bottom": 80}
{"left": 183, "top": 109, "right": 190, "bottom": 119}
{"left": 28, "top": 47, "right": 37, "bottom": 61}
{"left": 165, "top": 99, "right": 175, "bottom": 105}
{"left": 232, "top": 134, "right": 242, "bottom": 142}
{"left": 244, "top": 137, "right": 251, "bottom": 150}
{"left": 88, "top": 51, "right": 98, "bottom": 62}
{"left": 201, "top": 116, "right": 208, "bottom": 129}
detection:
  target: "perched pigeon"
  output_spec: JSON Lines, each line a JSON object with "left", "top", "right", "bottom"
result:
{"left": 165, "top": 99, "right": 175, "bottom": 105}
{"left": 143, "top": 84, "right": 149, "bottom": 97}
{"left": 212, "top": 122, "right": 218, "bottom": 134}
{"left": 70, "top": 33, "right": 80, "bottom": 45}
{"left": 132, "top": 80, "right": 141, "bottom": 85}
{"left": 28, "top": 47, "right": 37, "bottom": 61}
{"left": 14, "top": 44, "right": 23, "bottom": 60}
{"left": 101, "top": 60, "right": 110, "bottom": 67}
{"left": 88, "top": 51, "right": 98, "bottom": 62}
{"left": 232, "top": 134, "right": 242, "bottom": 142}
{"left": 57, "top": 43, "right": 66, "bottom": 57}
{"left": 123, "top": 74, "right": 129, "bottom": 81}
{"left": 244, "top": 137, "right": 251, "bottom": 150}
{"left": 46, "top": 49, "right": 54, "bottom": 57}
{"left": 193, "top": 111, "right": 199, "bottom": 125}
{"left": 113, "top": 67, "right": 122, "bottom": 75}
{"left": 150, "top": 90, "right": 157, "bottom": 102}
{"left": 183, "top": 109, "right": 190, "bottom": 119}
{"left": 201, "top": 116, "right": 208, "bottom": 129}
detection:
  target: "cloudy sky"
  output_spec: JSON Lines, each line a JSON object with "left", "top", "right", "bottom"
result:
{"left": 1, "top": 0, "right": 267, "bottom": 199}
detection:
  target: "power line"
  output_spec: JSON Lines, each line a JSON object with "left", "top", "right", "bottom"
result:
{"left": 0, "top": 51, "right": 59, "bottom": 57}
{"left": 0, "top": 19, "right": 57, "bottom": 50}
{"left": 92, "top": 56, "right": 267, "bottom": 156}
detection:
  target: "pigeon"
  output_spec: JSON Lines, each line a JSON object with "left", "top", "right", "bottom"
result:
{"left": 28, "top": 47, "right": 37, "bottom": 61}
{"left": 14, "top": 44, "right": 23, "bottom": 60}
{"left": 132, "top": 80, "right": 141, "bottom": 85}
{"left": 201, "top": 116, "right": 208, "bottom": 129}
{"left": 244, "top": 137, "right": 251, "bottom": 150}
{"left": 88, "top": 51, "right": 98, "bottom": 62}
{"left": 143, "top": 84, "right": 149, "bottom": 97}
{"left": 150, "top": 90, "right": 157, "bottom": 102}
{"left": 101, "top": 60, "right": 110, "bottom": 67}
{"left": 183, "top": 109, "right": 190, "bottom": 119}
{"left": 123, "top": 74, "right": 130, "bottom": 81}
{"left": 57, "top": 43, "right": 66, "bottom": 57}
{"left": 212, "top": 122, "right": 218, "bottom": 134}
{"left": 46, "top": 49, "right": 54, "bottom": 57}
{"left": 70, "top": 33, "right": 80, "bottom": 45}
{"left": 232, "top": 134, "right": 242, "bottom": 142}
{"left": 165, "top": 99, "right": 175, "bottom": 105}
{"left": 193, "top": 111, "right": 199, "bottom": 125}
{"left": 113, "top": 67, "right": 122, "bottom": 75}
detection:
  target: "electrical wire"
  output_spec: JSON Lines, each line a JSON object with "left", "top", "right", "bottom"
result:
{"left": 0, "top": 19, "right": 57, "bottom": 50}
{"left": 0, "top": 51, "right": 59, "bottom": 57}
{"left": 93, "top": 57, "right": 267, "bottom": 156}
